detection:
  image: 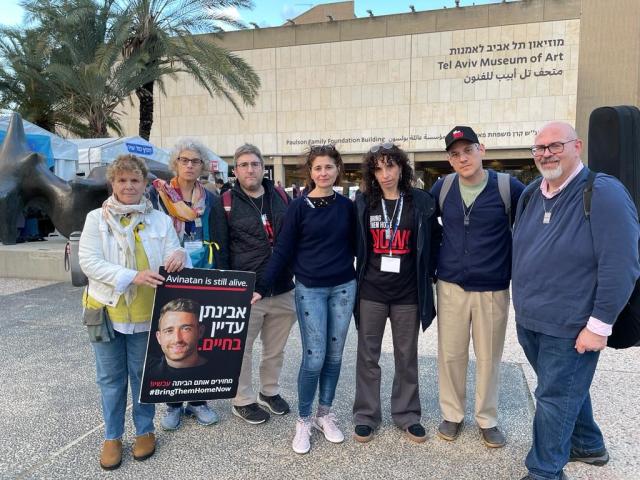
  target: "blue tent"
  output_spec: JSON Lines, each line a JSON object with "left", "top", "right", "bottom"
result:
{"left": 0, "top": 131, "right": 54, "bottom": 169}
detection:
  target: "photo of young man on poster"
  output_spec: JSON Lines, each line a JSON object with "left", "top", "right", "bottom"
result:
{"left": 148, "top": 298, "right": 208, "bottom": 379}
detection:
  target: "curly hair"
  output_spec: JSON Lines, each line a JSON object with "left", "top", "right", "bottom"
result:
{"left": 303, "top": 144, "right": 343, "bottom": 191}
{"left": 168, "top": 138, "right": 210, "bottom": 175}
{"left": 106, "top": 154, "right": 149, "bottom": 183}
{"left": 361, "top": 144, "right": 414, "bottom": 207}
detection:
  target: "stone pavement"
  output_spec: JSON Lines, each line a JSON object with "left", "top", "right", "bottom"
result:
{"left": 1, "top": 279, "right": 637, "bottom": 480}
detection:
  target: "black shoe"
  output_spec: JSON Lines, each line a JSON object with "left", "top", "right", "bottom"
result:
{"left": 569, "top": 447, "right": 609, "bottom": 466}
{"left": 405, "top": 423, "right": 427, "bottom": 443}
{"left": 232, "top": 403, "right": 270, "bottom": 424}
{"left": 257, "top": 393, "right": 290, "bottom": 415}
{"left": 479, "top": 426, "right": 506, "bottom": 448}
{"left": 353, "top": 424, "right": 373, "bottom": 443}
{"left": 437, "top": 419, "right": 463, "bottom": 441}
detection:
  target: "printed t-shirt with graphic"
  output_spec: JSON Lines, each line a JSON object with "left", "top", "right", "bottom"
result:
{"left": 359, "top": 195, "right": 417, "bottom": 305}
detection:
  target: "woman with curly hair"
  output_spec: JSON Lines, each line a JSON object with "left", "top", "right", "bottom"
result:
{"left": 148, "top": 138, "right": 229, "bottom": 430}
{"left": 352, "top": 143, "right": 441, "bottom": 443}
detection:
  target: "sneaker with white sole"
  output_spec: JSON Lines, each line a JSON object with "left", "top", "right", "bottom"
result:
{"left": 160, "top": 405, "right": 183, "bottom": 431}
{"left": 292, "top": 418, "right": 312, "bottom": 454}
{"left": 313, "top": 412, "right": 344, "bottom": 443}
{"left": 184, "top": 403, "right": 219, "bottom": 426}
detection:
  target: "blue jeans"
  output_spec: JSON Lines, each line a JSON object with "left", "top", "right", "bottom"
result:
{"left": 92, "top": 331, "right": 155, "bottom": 440}
{"left": 295, "top": 279, "right": 356, "bottom": 418}
{"left": 517, "top": 325, "right": 604, "bottom": 480}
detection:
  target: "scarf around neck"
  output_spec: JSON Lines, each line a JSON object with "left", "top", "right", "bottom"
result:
{"left": 153, "top": 177, "right": 207, "bottom": 240}
{"left": 102, "top": 194, "right": 154, "bottom": 305}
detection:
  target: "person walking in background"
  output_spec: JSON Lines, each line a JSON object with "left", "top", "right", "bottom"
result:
{"left": 148, "top": 138, "right": 229, "bottom": 431}
{"left": 352, "top": 143, "right": 441, "bottom": 443}
{"left": 430, "top": 126, "right": 524, "bottom": 448}
{"left": 253, "top": 144, "right": 356, "bottom": 455}
{"left": 79, "top": 154, "right": 187, "bottom": 470}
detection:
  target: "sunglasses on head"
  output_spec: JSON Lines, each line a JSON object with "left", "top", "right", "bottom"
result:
{"left": 309, "top": 144, "right": 337, "bottom": 154}
{"left": 369, "top": 142, "right": 396, "bottom": 154}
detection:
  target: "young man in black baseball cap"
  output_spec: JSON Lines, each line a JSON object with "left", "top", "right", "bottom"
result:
{"left": 430, "top": 126, "right": 525, "bottom": 448}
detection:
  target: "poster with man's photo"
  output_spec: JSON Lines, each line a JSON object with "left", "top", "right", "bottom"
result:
{"left": 140, "top": 267, "right": 255, "bottom": 404}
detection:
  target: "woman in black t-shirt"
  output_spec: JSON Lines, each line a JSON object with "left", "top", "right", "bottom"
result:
{"left": 352, "top": 143, "right": 441, "bottom": 444}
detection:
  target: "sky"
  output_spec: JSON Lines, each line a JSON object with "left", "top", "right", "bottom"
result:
{"left": 2, "top": 0, "right": 503, "bottom": 29}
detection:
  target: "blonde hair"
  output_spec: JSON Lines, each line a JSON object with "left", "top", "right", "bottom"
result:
{"left": 106, "top": 154, "right": 149, "bottom": 183}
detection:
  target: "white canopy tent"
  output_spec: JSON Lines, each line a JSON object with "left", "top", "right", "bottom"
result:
{"left": 0, "top": 115, "right": 79, "bottom": 180}
{"left": 70, "top": 136, "right": 169, "bottom": 175}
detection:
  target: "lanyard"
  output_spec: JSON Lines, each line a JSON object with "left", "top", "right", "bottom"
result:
{"left": 381, "top": 193, "right": 403, "bottom": 255}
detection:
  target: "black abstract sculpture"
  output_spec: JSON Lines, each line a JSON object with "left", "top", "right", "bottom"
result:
{"left": 0, "top": 114, "right": 110, "bottom": 244}
{"left": 0, "top": 113, "right": 173, "bottom": 244}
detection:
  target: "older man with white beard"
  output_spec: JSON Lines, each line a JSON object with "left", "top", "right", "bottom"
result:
{"left": 512, "top": 121, "right": 639, "bottom": 480}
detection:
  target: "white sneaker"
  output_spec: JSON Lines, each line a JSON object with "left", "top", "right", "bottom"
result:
{"left": 292, "top": 418, "right": 312, "bottom": 454}
{"left": 313, "top": 412, "right": 344, "bottom": 443}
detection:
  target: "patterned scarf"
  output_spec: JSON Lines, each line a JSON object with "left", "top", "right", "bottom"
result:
{"left": 101, "top": 194, "right": 154, "bottom": 305}
{"left": 153, "top": 177, "right": 207, "bottom": 241}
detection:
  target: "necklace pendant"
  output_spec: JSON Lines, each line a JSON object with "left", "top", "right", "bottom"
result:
{"left": 543, "top": 211, "right": 551, "bottom": 224}
{"left": 463, "top": 217, "right": 470, "bottom": 227}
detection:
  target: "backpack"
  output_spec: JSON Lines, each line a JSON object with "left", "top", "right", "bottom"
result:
{"left": 520, "top": 170, "right": 640, "bottom": 349}
{"left": 221, "top": 186, "right": 289, "bottom": 219}
{"left": 438, "top": 171, "right": 512, "bottom": 229}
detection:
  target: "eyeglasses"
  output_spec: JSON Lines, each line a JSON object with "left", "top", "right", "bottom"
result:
{"left": 369, "top": 142, "right": 395, "bottom": 154}
{"left": 177, "top": 157, "right": 203, "bottom": 166}
{"left": 235, "top": 161, "right": 263, "bottom": 170}
{"left": 531, "top": 139, "right": 577, "bottom": 157}
{"left": 447, "top": 144, "right": 479, "bottom": 160}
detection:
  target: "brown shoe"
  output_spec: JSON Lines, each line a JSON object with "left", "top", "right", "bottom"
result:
{"left": 100, "top": 439, "right": 122, "bottom": 470}
{"left": 132, "top": 432, "right": 156, "bottom": 461}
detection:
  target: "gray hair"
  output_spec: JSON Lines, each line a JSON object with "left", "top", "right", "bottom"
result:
{"left": 106, "top": 154, "right": 149, "bottom": 183}
{"left": 169, "top": 138, "right": 211, "bottom": 175}
{"left": 234, "top": 143, "right": 264, "bottom": 165}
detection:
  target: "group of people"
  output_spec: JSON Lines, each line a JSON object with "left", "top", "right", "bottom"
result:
{"left": 78, "top": 120, "right": 639, "bottom": 480}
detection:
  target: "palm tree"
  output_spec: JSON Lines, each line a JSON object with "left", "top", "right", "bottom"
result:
{"left": 28, "top": 0, "right": 168, "bottom": 137}
{"left": 117, "top": 0, "right": 261, "bottom": 140}
{"left": 0, "top": 27, "right": 76, "bottom": 133}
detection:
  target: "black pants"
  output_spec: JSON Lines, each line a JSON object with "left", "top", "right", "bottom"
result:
{"left": 353, "top": 299, "right": 421, "bottom": 429}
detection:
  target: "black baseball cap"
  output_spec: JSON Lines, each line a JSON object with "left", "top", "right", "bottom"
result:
{"left": 444, "top": 126, "right": 479, "bottom": 151}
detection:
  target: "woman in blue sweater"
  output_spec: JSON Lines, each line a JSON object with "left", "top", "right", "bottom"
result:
{"left": 253, "top": 144, "right": 356, "bottom": 454}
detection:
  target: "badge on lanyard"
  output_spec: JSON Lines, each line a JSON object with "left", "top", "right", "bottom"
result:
{"left": 184, "top": 240, "right": 203, "bottom": 254}
{"left": 380, "top": 255, "right": 401, "bottom": 273}
{"left": 380, "top": 194, "right": 403, "bottom": 274}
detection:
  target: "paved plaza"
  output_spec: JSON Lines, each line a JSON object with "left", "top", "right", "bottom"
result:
{"left": 1, "top": 278, "right": 638, "bottom": 479}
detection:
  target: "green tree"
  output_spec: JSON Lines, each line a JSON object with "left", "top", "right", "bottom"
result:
{"left": 0, "top": 27, "right": 67, "bottom": 132}
{"left": 20, "top": 0, "right": 167, "bottom": 137}
{"left": 117, "top": 0, "right": 261, "bottom": 140}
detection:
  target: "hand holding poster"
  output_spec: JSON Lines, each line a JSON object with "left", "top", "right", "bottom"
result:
{"left": 140, "top": 267, "right": 255, "bottom": 403}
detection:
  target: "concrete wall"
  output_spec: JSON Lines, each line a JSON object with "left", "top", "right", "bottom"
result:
{"left": 575, "top": 0, "right": 640, "bottom": 157}
{"left": 117, "top": 0, "right": 640, "bottom": 164}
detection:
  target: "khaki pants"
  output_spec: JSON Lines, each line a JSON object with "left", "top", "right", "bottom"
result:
{"left": 436, "top": 280, "right": 509, "bottom": 428}
{"left": 233, "top": 289, "right": 297, "bottom": 407}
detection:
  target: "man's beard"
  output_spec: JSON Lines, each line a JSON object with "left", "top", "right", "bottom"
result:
{"left": 537, "top": 162, "right": 563, "bottom": 181}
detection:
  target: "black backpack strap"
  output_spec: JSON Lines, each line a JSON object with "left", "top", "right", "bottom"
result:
{"left": 583, "top": 169, "right": 598, "bottom": 219}
{"left": 520, "top": 177, "right": 543, "bottom": 214}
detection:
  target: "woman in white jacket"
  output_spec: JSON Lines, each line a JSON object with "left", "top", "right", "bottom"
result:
{"left": 79, "top": 154, "right": 187, "bottom": 470}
